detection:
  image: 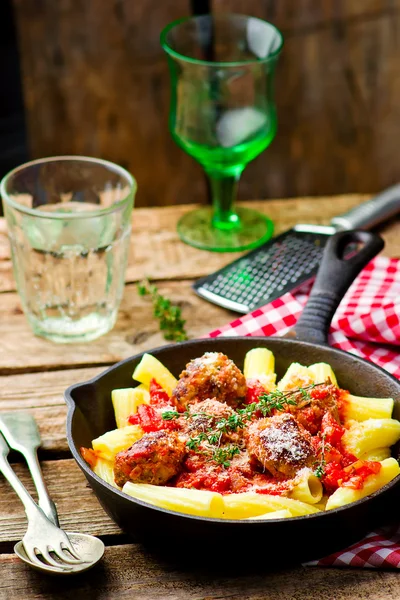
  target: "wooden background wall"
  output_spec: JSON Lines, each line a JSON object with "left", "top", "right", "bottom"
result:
{"left": 12, "top": 0, "right": 400, "bottom": 207}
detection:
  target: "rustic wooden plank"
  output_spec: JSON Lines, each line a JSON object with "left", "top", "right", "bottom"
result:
{"left": 0, "top": 195, "right": 399, "bottom": 374}
{"left": 214, "top": 0, "right": 400, "bottom": 202}
{"left": 1, "top": 452, "right": 399, "bottom": 596}
{"left": 0, "top": 458, "right": 121, "bottom": 545}
{"left": 1, "top": 543, "right": 400, "bottom": 599}
{"left": 1, "top": 194, "right": 399, "bottom": 294}
{"left": 12, "top": 0, "right": 400, "bottom": 206}
{"left": 0, "top": 367, "right": 103, "bottom": 453}
{"left": 11, "top": 0, "right": 203, "bottom": 209}
{"left": 0, "top": 280, "right": 232, "bottom": 374}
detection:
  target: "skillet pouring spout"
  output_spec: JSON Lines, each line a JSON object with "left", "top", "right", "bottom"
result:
{"left": 286, "top": 230, "right": 384, "bottom": 345}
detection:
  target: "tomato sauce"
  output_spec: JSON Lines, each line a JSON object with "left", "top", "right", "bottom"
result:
{"left": 245, "top": 380, "right": 267, "bottom": 405}
{"left": 114, "top": 376, "right": 384, "bottom": 499}
{"left": 172, "top": 381, "right": 383, "bottom": 497}
{"left": 149, "top": 379, "right": 173, "bottom": 408}
{"left": 129, "top": 404, "right": 180, "bottom": 432}
{"left": 175, "top": 467, "right": 292, "bottom": 495}
{"left": 336, "top": 389, "right": 349, "bottom": 421}
{"left": 174, "top": 450, "right": 293, "bottom": 495}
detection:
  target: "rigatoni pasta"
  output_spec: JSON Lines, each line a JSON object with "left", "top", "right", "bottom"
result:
{"left": 112, "top": 387, "right": 150, "bottom": 428}
{"left": 92, "top": 425, "right": 144, "bottom": 461}
{"left": 325, "top": 458, "right": 400, "bottom": 511}
{"left": 341, "top": 394, "right": 394, "bottom": 422}
{"left": 289, "top": 468, "right": 323, "bottom": 504}
{"left": 359, "top": 448, "right": 391, "bottom": 462}
{"left": 308, "top": 363, "right": 338, "bottom": 387}
{"left": 123, "top": 482, "right": 225, "bottom": 518}
{"left": 246, "top": 509, "right": 292, "bottom": 520}
{"left": 341, "top": 419, "right": 400, "bottom": 458}
{"left": 221, "top": 492, "right": 321, "bottom": 519}
{"left": 132, "top": 353, "right": 177, "bottom": 396}
{"left": 81, "top": 349, "right": 400, "bottom": 520}
{"left": 94, "top": 458, "right": 121, "bottom": 489}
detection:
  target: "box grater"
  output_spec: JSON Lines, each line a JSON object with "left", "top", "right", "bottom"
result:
{"left": 193, "top": 185, "right": 400, "bottom": 313}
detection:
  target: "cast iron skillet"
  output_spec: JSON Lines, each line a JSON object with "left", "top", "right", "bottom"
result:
{"left": 65, "top": 230, "right": 400, "bottom": 565}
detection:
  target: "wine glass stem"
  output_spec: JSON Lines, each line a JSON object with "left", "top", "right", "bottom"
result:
{"left": 208, "top": 171, "right": 241, "bottom": 231}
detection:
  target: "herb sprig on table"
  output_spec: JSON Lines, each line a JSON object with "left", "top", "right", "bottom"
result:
{"left": 163, "top": 383, "right": 323, "bottom": 467}
{"left": 137, "top": 279, "right": 188, "bottom": 342}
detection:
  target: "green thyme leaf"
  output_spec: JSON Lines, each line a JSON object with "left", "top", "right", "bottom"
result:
{"left": 161, "top": 410, "right": 180, "bottom": 421}
{"left": 211, "top": 445, "right": 240, "bottom": 467}
{"left": 314, "top": 433, "right": 327, "bottom": 479}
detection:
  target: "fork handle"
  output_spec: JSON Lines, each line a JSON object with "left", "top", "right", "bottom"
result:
{"left": 24, "top": 451, "right": 60, "bottom": 528}
{"left": 0, "top": 413, "right": 59, "bottom": 527}
{"left": 0, "top": 436, "right": 45, "bottom": 523}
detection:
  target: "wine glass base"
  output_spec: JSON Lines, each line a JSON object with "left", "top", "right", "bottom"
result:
{"left": 177, "top": 206, "right": 274, "bottom": 252}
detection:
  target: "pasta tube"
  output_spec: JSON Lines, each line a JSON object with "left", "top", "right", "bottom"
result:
{"left": 342, "top": 418, "right": 400, "bottom": 458}
{"left": 246, "top": 509, "right": 292, "bottom": 520}
{"left": 132, "top": 353, "right": 177, "bottom": 396}
{"left": 93, "top": 458, "right": 120, "bottom": 489}
{"left": 92, "top": 425, "right": 143, "bottom": 461}
{"left": 342, "top": 394, "right": 394, "bottom": 422}
{"left": 289, "top": 468, "right": 323, "bottom": 504}
{"left": 326, "top": 458, "right": 400, "bottom": 511}
{"left": 359, "top": 447, "right": 391, "bottom": 462}
{"left": 221, "top": 493, "right": 320, "bottom": 519}
{"left": 122, "top": 483, "right": 224, "bottom": 518}
{"left": 244, "top": 348, "right": 275, "bottom": 379}
{"left": 277, "top": 363, "right": 314, "bottom": 391}
{"left": 308, "top": 363, "right": 338, "bottom": 386}
{"left": 313, "top": 496, "right": 329, "bottom": 511}
{"left": 112, "top": 387, "right": 150, "bottom": 428}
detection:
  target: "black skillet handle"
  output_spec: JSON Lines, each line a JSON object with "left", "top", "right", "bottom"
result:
{"left": 290, "top": 230, "right": 384, "bottom": 345}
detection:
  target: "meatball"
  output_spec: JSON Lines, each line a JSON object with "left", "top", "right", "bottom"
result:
{"left": 172, "top": 352, "right": 247, "bottom": 409}
{"left": 185, "top": 398, "right": 243, "bottom": 444}
{"left": 287, "top": 383, "right": 340, "bottom": 434}
{"left": 114, "top": 430, "right": 186, "bottom": 487}
{"left": 245, "top": 413, "right": 315, "bottom": 478}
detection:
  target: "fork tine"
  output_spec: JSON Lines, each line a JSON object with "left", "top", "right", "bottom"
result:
{"left": 59, "top": 539, "right": 85, "bottom": 562}
{"left": 23, "top": 544, "right": 70, "bottom": 572}
{"left": 53, "top": 544, "right": 88, "bottom": 565}
{"left": 23, "top": 544, "right": 45, "bottom": 567}
{"left": 40, "top": 546, "right": 73, "bottom": 570}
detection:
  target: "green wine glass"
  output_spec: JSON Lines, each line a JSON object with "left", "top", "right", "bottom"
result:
{"left": 161, "top": 14, "right": 283, "bottom": 252}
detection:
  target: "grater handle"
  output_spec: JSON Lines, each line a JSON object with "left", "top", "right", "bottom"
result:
{"left": 290, "top": 230, "right": 384, "bottom": 345}
{"left": 331, "top": 184, "right": 400, "bottom": 230}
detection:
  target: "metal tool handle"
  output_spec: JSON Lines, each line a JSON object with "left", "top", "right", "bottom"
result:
{"left": 291, "top": 230, "right": 384, "bottom": 345}
{"left": 0, "top": 433, "right": 46, "bottom": 523}
{"left": 0, "top": 413, "right": 59, "bottom": 527}
{"left": 331, "top": 184, "right": 400, "bottom": 230}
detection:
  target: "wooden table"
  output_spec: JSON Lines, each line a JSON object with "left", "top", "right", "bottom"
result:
{"left": 1, "top": 195, "right": 400, "bottom": 599}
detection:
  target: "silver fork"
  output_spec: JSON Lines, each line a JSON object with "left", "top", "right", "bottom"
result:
{"left": 0, "top": 412, "right": 59, "bottom": 526}
{"left": 0, "top": 432, "right": 86, "bottom": 572}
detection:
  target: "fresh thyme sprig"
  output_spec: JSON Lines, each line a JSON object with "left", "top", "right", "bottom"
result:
{"left": 162, "top": 383, "right": 324, "bottom": 468}
{"left": 314, "top": 433, "right": 327, "bottom": 479}
{"left": 186, "top": 432, "right": 209, "bottom": 451}
{"left": 161, "top": 409, "right": 181, "bottom": 421}
{"left": 237, "top": 384, "right": 319, "bottom": 423}
{"left": 137, "top": 279, "right": 188, "bottom": 342}
{"left": 212, "top": 445, "right": 240, "bottom": 468}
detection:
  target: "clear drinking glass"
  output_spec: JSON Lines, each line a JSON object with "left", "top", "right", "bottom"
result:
{"left": 1, "top": 156, "right": 136, "bottom": 343}
{"left": 161, "top": 14, "right": 283, "bottom": 252}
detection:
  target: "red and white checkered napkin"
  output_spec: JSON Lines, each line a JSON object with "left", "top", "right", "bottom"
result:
{"left": 207, "top": 256, "right": 400, "bottom": 568}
